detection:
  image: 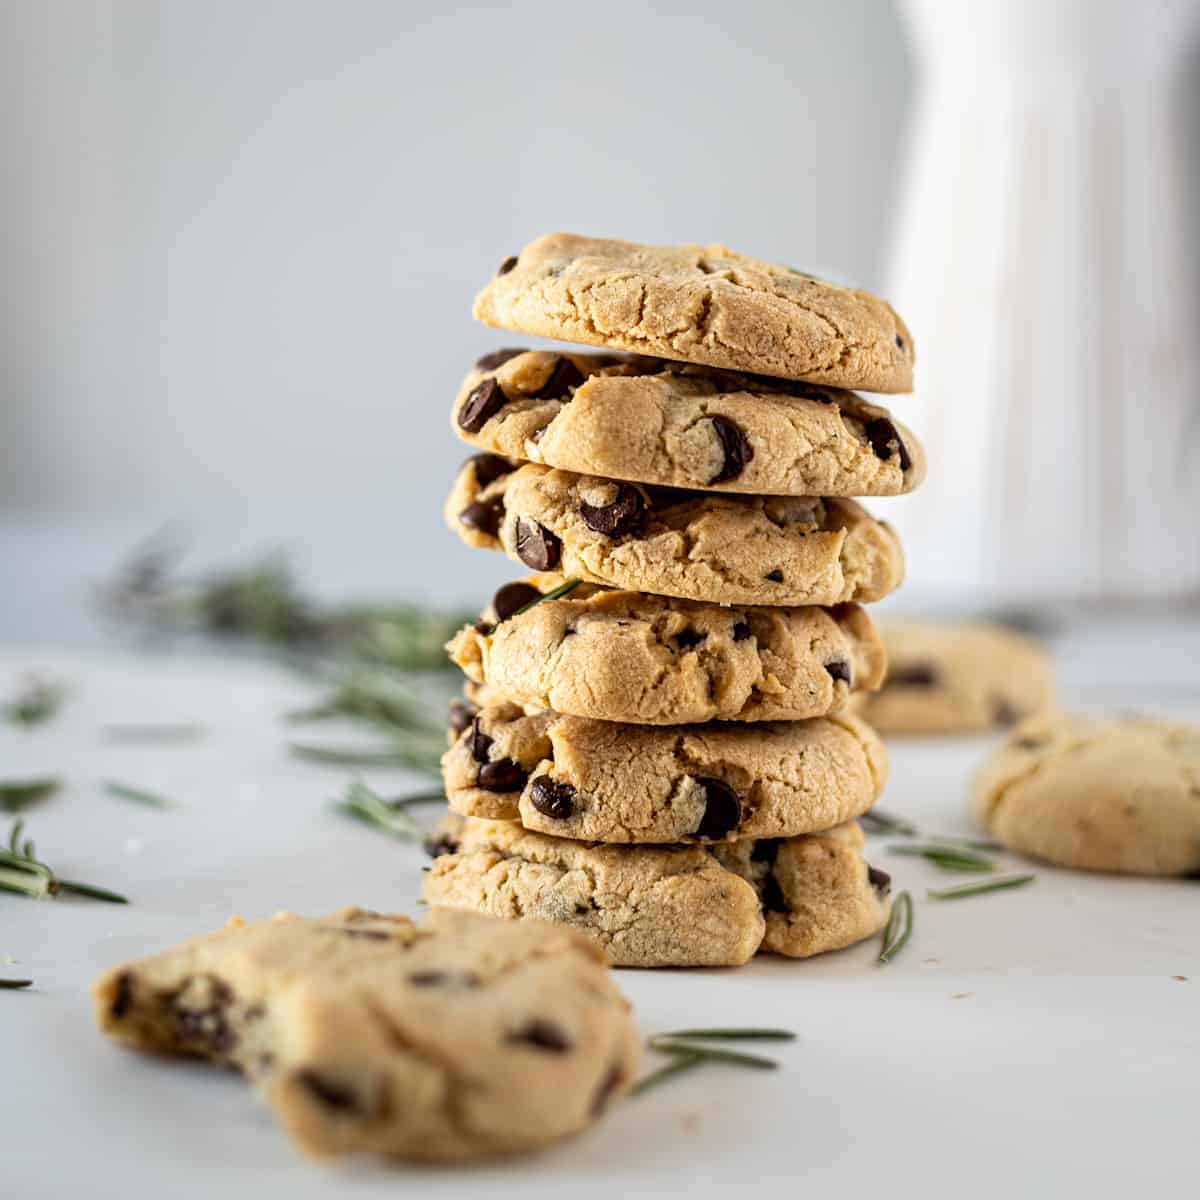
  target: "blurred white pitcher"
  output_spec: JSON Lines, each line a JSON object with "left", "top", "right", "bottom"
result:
{"left": 885, "top": 0, "right": 1200, "bottom": 606}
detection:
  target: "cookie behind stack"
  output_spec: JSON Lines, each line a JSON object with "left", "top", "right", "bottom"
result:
{"left": 428, "top": 233, "right": 925, "bottom": 966}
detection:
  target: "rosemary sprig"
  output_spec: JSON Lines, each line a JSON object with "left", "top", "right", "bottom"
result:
{"left": 0, "top": 820, "right": 128, "bottom": 904}
{"left": 886, "top": 843, "right": 996, "bottom": 873}
{"left": 630, "top": 1027, "right": 795, "bottom": 1097}
{"left": 292, "top": 742, "right": 443, "bottom": 773}
{"left": 877, "top": 890, "right": 913, "bottom": 964}
{"left": 103, "top": 780, "right": 176, "bottom": 810}
{"left": 928, "top": 874, "right": 1035, "bottom": 901}
{"left": 0, "top": 777, "right": 61, "bottom": 814}
{"left": 860, "top": 808, "right": 919, "bottom": 837}
{"left": 333, "top": 780, "right": 431, "bottom": 840}
{"left": 1, "top": 979, "right": 32, "bottom": 990}
{"left": 287, "top": 675, "right": 443, "bottom": 737}
{"left": 508, "top": 578, "right": 581, "bottom": 620}
{"left": 647, "top": 1041, "right": 779, "bottom": 1070}
{"left": 3, "top": 677, "right": 66, "bottom": 729}
{"left": 649, "top": 1028, "right": 797, "bottom": 1042}
{"left": 102, "top": 723, "right": 204, "bottom": 744}
{"left": 630, "top": 1051, "right": 704, "bottom": 1096}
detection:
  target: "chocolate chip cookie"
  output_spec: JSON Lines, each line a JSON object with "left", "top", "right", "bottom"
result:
{"left": 423, "top": 815, "right": 893, "bottom": 967}
{"left": 449, "top": 574, "right": 886, "bottom": 725}
{"left": 452, "top": 349, "right": 925, "bottom": 496}
{"left": 972, "top": 714, "right": 1200, "bottom": 876}
{"left": 852, "top": 620, "right": 1055, "bottom": 735}
{"left": 473, "top": 233, "right": 914, "bottom": 391}
{"left": 94, "top": 906, "right": 638, "bottom": 1161}
{"left": 442, "top": 701, "right": 887, "bottom": 842}
{"left": 446, "top": 459, "right": 905, "bottom": 607}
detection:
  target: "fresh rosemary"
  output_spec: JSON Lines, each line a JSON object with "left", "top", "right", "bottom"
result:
{"left": 650, "top": 1028, "right": 797, "bottom": 1042}
{"left": 877, "top": 890, "right": 913, "bottom": 964}
{"left": 630, "top": 1051, "right": 705, "bottom": 1096}
{"left": 508, "top": 578, "right": 581, "bottom": 619}
{"left": 3, "top": 677, "right": 66, "bottom": 729}
{"left": 630, "top": 1028, "right": 794, "bottom": 1097}
{"left": 332, "top": 780, "right": 444, "bottom": 840}
{"left": 102, "top": 723, "right": 205, "bottom": 744}
{"left": 859, "top": 808, "right": 919, "bottom": 837}
{"left": 0, "top": 778, "right": 61, "bottom": 814}
{"left": 1, "top": 979, "right": 32, "bottom": 990}
{"left": 103, "top": 780, "right": 176, "bottom": 810}
{"left": 927, "top": 874, "right": 1035, "bottom": 901}
{"left": 0, "top": 820, "right": 128, "bottom": 904}
{"left": 291, "top": 741, "right": 443, "bottom": 773}
{"left": 886, "top": 843, "right": 997, "bottom": 873}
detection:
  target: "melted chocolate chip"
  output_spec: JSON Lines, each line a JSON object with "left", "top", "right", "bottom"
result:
{"left": 468, "top": 717, "right": 493, "bottom": 763}
{"left": 750, "top": 838, "right": 781, "bottom": 864}
{"left": 690, "top": 776, "right": 741, "bottom": 840}
{"left": 508, "top": 1018, "right": 573, "bottom": 1053}
{"left": 533, "top": 356, "right": 586, "bottom": 400}
{"left": 708, "top": 415, "right": 754, "bottom": 484}
{"left": 864, "top": 416, "right": 913, "bottom": 472}
{"left": 172, "top": 975, "right": 236, "bottom": 1053}
{"left": 423, "top": 832, "right": 459, "bottom": 859}
{"left": 825, "top": 659, "right": 852, "bottom": 685}
{"left": 497, "top": 255, "right": 518, "bottom": 275}
{"left": 474, "top": 620, "right": 496, "bottom": 636}
{"left": 591, "top": 1062, "right": 625, "bottom": 1116}
{"left": 491, "top": 581, "right": 541, "bottom": 621}
{"left": 765, "top": 569, "right": 784, "bottom": 583}
{"left": 458, "top": 377, "right": 510, "bottom": 433}
{"left": 110, "top": 971, "right": 134, "bottom": 1019}
{"left": 579, "top": 483, "right": 646, "bottom": 538}
{"left": 467, "top": 452, "right": 516, "bottom": 488}
{"left": 515, "top": 518, "right": 561, "bottom": 570}
{"left": 458, "top": 497, "right": 505, "bottom": 538}
{"left": 478, "top": 759, "right": 528, "bottom": 793}
{"left": 296, "top": 1070, "right": 359, "bottom": 1113}
{"left": 731, "top": 620, "right": 751, "bottom": 642}
{"left": 888, "top": 662, "right": 938, "bottom": 688}
{"left": 447, "top": 699, "right": 478, "bottom": 737}
{"left": 674, "top": 628, "right": 706, "bottom": 651}
{"left": 867, "top": 865, "right": 892, "bottom": 896}
{"left": 529, "top": 776, "right": 576, "bottom": 820}
{"left": 761, "top": 872, "right": 788, "bottom": 913}
{"left": 475, "top": 348, "right": 527, "bottom": 370}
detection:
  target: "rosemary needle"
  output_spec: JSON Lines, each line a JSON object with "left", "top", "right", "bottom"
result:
{"left": 290, "top": 742, "right": 442, "bottom": 773}
{"left": 651, "top": 1028, "right": 796, "bottom": 1042}
{"left": 647, "top": 1041, "right": 779, "bottom": 1070}
{"left": 878, "top": 890, "right": 914, "bottom": 964}
{"left": 887, "top": 843, "right": 996, "bottom": 873}
{"left": 0, "top": 820, "right": 128, "bottom": 904}
{"left": 103, "top": 780, "right": 176, "bottom": 810}
{"left": 508, "top": 578, "right": 581, "bottom": 620}
{"left": 630, "top": 1051, "right": 705, "bottom": 1096}
{"left": 928, "top": 874, "right": 1035, "bottom": 901}
{"left": 0, "top": 778, "right": 61, "bottom": 814}
{"left": 333, "top": 780, "right": 424, "bottom": 840}
{"left": 3, "top": 678, "right": 66, "bottom": 729}
{"left": 102, "top": 723, "right": 204, "bottom": 744}
{"left": 859, "top": 808, "right": 919, "bottom": 837}
{"left": 1, "top": 979, "right": 32, "bottom": 990}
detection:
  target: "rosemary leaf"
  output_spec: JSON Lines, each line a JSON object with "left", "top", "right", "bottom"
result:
{"left": 3, "top": 677, "right": 66, "bottom": 729}
{"left": 0, "top": 778, "right": 61, "bottom": 814}
{"left": 333, "top": 780, "right": 423, "bottom": 840}
{"left": 877, "top": 890, "right": 913, "bottom": 964}
{"left": 508, "top": 578, "right": 581, "bottom": 620}
{"left": 928, "top": 874, "right": 1035, "bottom": 901}
{"left": 1, "top": 821, "right": 128, "bottom": 904}
{"left": 103, "top": 780, "right": 176, "bottom": 810}
{"left": 860, "top": 809, "right": 919, "bottom": 837}
{"left": 57, "top": 880, "right": 129, "bottom": 904}
{"left": 102, "top": 723, "right": 204, "bottom": 744}
{"left": 886, "top": 843, "right": 996, "bottom": 873}
{"left": 1, "top": 979, "right": 32, "bottom": 990}
{"left": 630, "top": 1051, "right": 705, "bottom": 1096}
{"left": 291, "top": 742, "right": 442, "bottom": 773}
{"left": 650, "top": 1028, "right": 796, "bottom": 1042}
{"left": 647, "top": 1041, "right": 779, "bottom": 1070}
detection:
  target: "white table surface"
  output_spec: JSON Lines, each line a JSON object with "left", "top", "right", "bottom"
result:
{"left": 2, "top": 516, "right": 1199, "bottom": 1197}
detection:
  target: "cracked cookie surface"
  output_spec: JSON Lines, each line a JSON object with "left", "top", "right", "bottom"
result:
{"left": 442, "top": 702, "right": 887, "bottom": 843}
{"left": 446, "top": 459, "right": 905, "bottom": 608}
{"left": 423, "top": 815, "right": 892, "bottom": 967}
{"left": 93, "top": 906, "right": 638, "bottom": 1161}
{"left": 972, "top": 714, "right": 1200, "bottom": 876}
{"left": 449, "top": 573, "right": 885, "bottom": 725}
{"left": 473, "top": 233, "right": 914, "bottom": 392}
{"left": 851, "top": 621, "right": 1055, "bottom": 735}
{"left": 452, "top": 349, "right": 924, "bottom": 496}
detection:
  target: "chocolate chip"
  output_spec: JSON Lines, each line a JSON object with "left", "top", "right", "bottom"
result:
{"left": 993, "top": 697, "right": 1020, "bottom": 727}
{"left": 864, "top": 416, "right": 912, "bottom": 472}
{"left": 529, "top": 776, "right": 576, "bottom": 820}
{"left": 172, "top": 975, "right": 236, "bottom": 1054}
{"left": 458, "top": 497, "right": 505, "bottom": 538}
{"left": 579, "top": 483, "right": 646, "bottom": 538}
{"left": 468, "top": 717, "right": 492, "bottom": 763}
{"left": 467, "top": 452, "right": 516, "bottom": 488}
{"left": 498, "top": 255, "right": 518, "bottom": 275}
{"left": 491, "top": 581, "right": 542, "bottom": 621}
{"left": 533, "top": 355, "right": 585, "bottom": 400}
{"left": 765, "top": 569, "right": 784, "bottom": 583}
{"left": 478, "top": 759, "right": 528, "bottom": 793}
{"left": 423, "top": 832, "right": 459, "bottom": 859}
{"left": 894, "top": 333, "right": 905, "bottom": 350}
{"left": 507, "top": 1019, "right": 573, "bottom": 1053}
{"left": 409, "top": 970, "right": 481, "bottom": 989}
{"left": 731, "top": 620, "right": 751, "bottom": 642}
{"left": 295, "top": 1070, "right": 359, "bottom": 1113}
{"left": 447, "top": 699, "right": 478, "bottom": 737}
{"left": 674, "top": 628, "right": 706, "bottom": 651}
{"left": 825, "top": 660, "right": 852, "bottom": 685}
{"left": 1013, "top": 736, "right": 1046, "bottom": 751}
{"left": 245, "top": 1004, "right": 265, "bottom": 1021}
{"left": 690, "top": 776, "right": 741, "bottom": 840}
{"left": 750, "top": 838, "right": 781, "bottom": 864}
{"left": 110, "top": 971, "right": 134, "bottom": 1019}
{"left": 515, "top": 518, "right": 561, "bottom": 570}
{"left": 474, "top": 620, "right": 496, "bottom": 636}
{"left": 458, "top": 378, "right": 509, "bottom": 433}
{"left": 591, "top": 1062, "right": 625, "bottom": 1115}
{"left": 888, "top": 662, "right": 938, "bottom": 688}
{"left": 708, "top": 415, "right": 754, "bottom": 484}
{"left": 761, "top": 872, "right": 788, "bottom": 913}
{"left": 475, "top": 348, "right": 526, "bottom": 370}
{"left": 867, "top": 865, "right": 892, "bottom": 896}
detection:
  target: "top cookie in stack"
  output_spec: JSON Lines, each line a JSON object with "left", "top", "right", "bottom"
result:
{"left": 428, "top": 233, "right": 922, "bottom": 969}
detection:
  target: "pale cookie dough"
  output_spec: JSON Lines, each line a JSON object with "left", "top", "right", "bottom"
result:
{"left": 93, "top": 907, "right": 638, "bottom": 1162}
{"left": 972, "top": 714, "right": 1200, "bottom": 876}
{"left": 424, "top": 816, "right": 892, "bottom": 967}
{"left": 446, "top": 458, "right": 905, "bottom": 608}
{"left": 851, "top": 621, "right": 1055, "bottom": 735}
{"left": 472, "top": 232, "right": 914, "bottom": 392}
{"left": 452, "top": 349, "right": 925, "bottom": 496}
{"left": 448, "top": 574, "right": 886, "bottom": 725}
{"left": 441, "top": 702, "right": 887, "bottom": 843}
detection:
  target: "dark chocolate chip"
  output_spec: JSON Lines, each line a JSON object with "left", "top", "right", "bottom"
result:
{"left": 533, "top": 355, "right": 586, "bottom": 400}
{"left": 409, "top": 970, "right": 481, "bottom": 989}
{"left": 864, "top": 416, "right": 913, "bottom": 472}
{"left": 467, "top": 452, "right": 516, "bottom": 488}
{"left": 245, "top": 1004, "right": 265, "bottom": 1021}
{"left": 173, "top": 975, "right": 236, "bottom": 1053}
{"left": 529, "top": 776, "right": 576, "bottom": 820}
{"left": 447, "top": 699, "right": 478, "bottom": 737}
{"left": 825, "top": 659, "right": 852, "bottom": 685}
{"left": 895, "top": 333, "right": 905, "bottom": 350}
{"left": 295, "top": 1070, "right": 359, "bottom": 1113}
{"left": 507, "top": 1018, "right": 573, "bottom": 1053}
{"left": 515, "top": 518, "right": 561, "bottom": 570}
{"left": 731, "top": 620, "right": 751, "bottom": 642}
{"left": 993, "top": 697, "right": 1020, "bottom": 727}
{"left": 458, "top": 378, "right": 509, "bottom": 433}
{"left": 491, "top": 581, "right": 541, "bottom": 621}
{"left": 498, "top": 255, "right": 518, "bottom": 275}
{"left": 761, "top": 872, "right": 788, "bottom": 913}
{"left": 591, "top": 1062, "right": 625, "bottom": 1116}
{"left": 867, "top": 865, "right": 892, "bottom": 896}
{"left": 579, "top": 483, "right": 646, "bottom": 538}
{"left": 888, "top": 662, "right": 938, "bottom": 688}
{"left": 468, "top": 717, "right": 492, "bottom": 763}
{"left": 423, "top": 832, "right": 459, "bottom": 859}
{"left": 1013, "top": 736, "right": 1047, "bottom": 751}
{"left": 690, "top": 776, "right": 741, "bottom": 840}
{"left": 674, "top": 628, "right": 706, "bottom": 651}
{"left": 475, "top": 348, "right": 527, "bottom": 371}
{"left": 708, "top": 415, "right": 754, "bottom": 484}
{"left": 110, "top": 971, "right": 134, "bottom": 1020}
{"left": 474, "top": 621, "right": 496, "bottom": 636}
{"left": 458, "top": 497, "right": 505, "bottom": 538}
{"left": 478, "top": 759, "right": 528, "bottom": 793}
{"left": 750, "top": 838, "right": 781, "bottom": 864}
{"left": 765, "top": 569, "right": 784, "bottom": 583}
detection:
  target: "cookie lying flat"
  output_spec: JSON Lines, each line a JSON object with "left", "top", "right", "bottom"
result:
{"left": 851, "top": 621, "right": 1054, "bottom": 735}
{"left": 972, "top": 714, "right": 1200, "bottom": 876}
{"left": 473, "top": 232, "right": 914, "bottom": 392}
{"left": 424, "top": 816, "right": 892, "bottom": 967}
{"left": 442, "top": 701, "right": 887, "bottom": 842}
{"left": 447, "top": 458, "right": 905, "bottom": 608}
{"left": 448, "top": 574, "right": 886, "bottom": 725}
{"left": 94, "top": 907, "right": 637, "bottom": 1162}
{"left": 453, "top": 350, "right": 925, "bottom": 496}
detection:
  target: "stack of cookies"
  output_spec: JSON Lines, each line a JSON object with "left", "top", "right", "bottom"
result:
{"left": 424, "top": 233, "right": 925, "bottom": 968}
